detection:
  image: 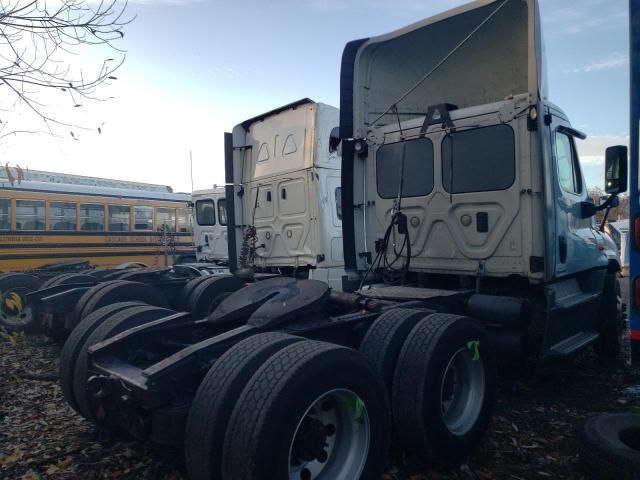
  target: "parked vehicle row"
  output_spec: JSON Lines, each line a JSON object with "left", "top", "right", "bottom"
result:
{"left": 1, "top": 1, "right": 635, "bottom": 479}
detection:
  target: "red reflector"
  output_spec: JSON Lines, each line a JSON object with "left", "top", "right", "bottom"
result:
{"left": 635, "top": 217, "right": 640, "bottom": 249}
{"left": 631, "top": 330, "right": 640, "bottom": 341}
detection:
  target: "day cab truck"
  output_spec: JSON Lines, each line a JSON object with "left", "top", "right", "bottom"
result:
{"left": 61, "top": 1, "right": 627, "bottom": 479}
{"left": 192, "top": 187, "right": 229, "bottom": 264}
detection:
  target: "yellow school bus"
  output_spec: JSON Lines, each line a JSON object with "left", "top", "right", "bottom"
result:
{"left": 0, "top": 180, "right": 194, "bottom": 271}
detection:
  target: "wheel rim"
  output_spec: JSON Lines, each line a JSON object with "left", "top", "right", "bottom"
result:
{"left": 288, "top": 389, "right": 370, "bottom": 480}
{"left": 440, "top": 347, "right": 485, "bottom": 436}
{"left": 0, "top": 288, "right": 33, "bottom": 328}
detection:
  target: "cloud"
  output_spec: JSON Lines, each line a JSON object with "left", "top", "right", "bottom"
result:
{"left": 539, "top": 0, "right": 626, "bottom": 35}
{"left": 570, "top": 53, "right": 628, "bottom": 73}
{"left": 576, "top": 134, "right": 629, "bottom": 159}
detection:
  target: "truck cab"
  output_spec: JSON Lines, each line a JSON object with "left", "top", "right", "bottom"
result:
{"left": 226, "top": 99, "right": 345, "bottom": 289}
{"left": 192, "top": 187, "right": 228, "bottom": 264}
{"left": 340, "top": 0, "right": 626, "bottom": 359}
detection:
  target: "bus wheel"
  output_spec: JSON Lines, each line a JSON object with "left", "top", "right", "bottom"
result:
{"left": 222, "top": 341, "right": 391, "bottom": 480}
{"left": 185, "top": 332, "right": 305, "bottom": 480}
{"left": 0, "top": 273, "right": 43, "bottom": 333}
{"left": 187, "top": 276, "right": 245, "bottom": 317}
{"left": 60, "top": 301, "right": 145, "bottom": 414}
{"left": 72, "top": 304, "right": 175, "bottom": 423}
{"left": 595, "top": 274, "right": 624, "bottom": 360}
{"left": 392, "top": 313, "right": 497, "bottom": 465}
{"left": 73, "top": 280, "right": 169, "bottom": 327}
{"left": 359, "top": 308, "right": 428, "bottom": 395}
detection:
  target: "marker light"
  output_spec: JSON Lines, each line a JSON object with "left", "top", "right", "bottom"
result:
{"left": 354, "top": 138, "right": 368, "bottom": 158}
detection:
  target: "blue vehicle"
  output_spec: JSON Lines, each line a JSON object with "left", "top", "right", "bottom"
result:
{"left": 630, "top": 0, "right": 640, "bottom": 365}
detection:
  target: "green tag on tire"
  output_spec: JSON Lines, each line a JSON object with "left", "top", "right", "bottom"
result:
{"left": 467, "top": 340, "right": 481, "bottom": 361}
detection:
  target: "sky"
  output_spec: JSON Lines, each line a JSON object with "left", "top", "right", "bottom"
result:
{"left": 0, "top": 0, "right": 631, "bottom": 192}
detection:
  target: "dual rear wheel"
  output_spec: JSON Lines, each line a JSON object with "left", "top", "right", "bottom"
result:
{"left": 186, "top": 334, "right": 391, "bottom": 480}
{"left": 359, "top": 309, "right": 497, "bottom": 465}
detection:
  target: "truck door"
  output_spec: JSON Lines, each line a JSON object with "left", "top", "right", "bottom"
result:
{"left": 194, "top": 198, "right": 227, "bottom": 262}
{"left": 549, "top": 115, "right": 602, "bottom": 278}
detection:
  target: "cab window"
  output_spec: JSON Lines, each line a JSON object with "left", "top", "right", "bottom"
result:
{"left": 555, "top": 131, "right": 583, "bottom": 194}
{"left": 217, "top": 199, "right": 227, "bottom": 226}
{"left": 196, "top": 199, "right": 215, "bottom": 226}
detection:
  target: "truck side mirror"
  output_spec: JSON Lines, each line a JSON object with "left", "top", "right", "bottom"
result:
{"left": 605, "top": 145, "right": 628, "bottom": 195}
{"left": 329, "top": 126, "right": 341, "bottom": 153}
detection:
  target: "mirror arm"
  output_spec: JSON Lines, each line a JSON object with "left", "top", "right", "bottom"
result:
{"left": 596, "top": 193, "right": 618, "bottom": 232}
{"left": 599, "top": 205, "right": 612, "bottom": 232}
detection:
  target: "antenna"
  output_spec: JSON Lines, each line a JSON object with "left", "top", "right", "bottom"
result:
{"left": 190, "top": 150, "right": 194, "bottom": 193}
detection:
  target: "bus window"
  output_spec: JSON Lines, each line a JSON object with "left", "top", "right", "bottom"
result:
{"left": 156, "top": 208, "right": 176, "bottom": 232}
{"left": 218, "top": 199, "right": 227, "bottom": 226}
{"left": 49, "top": 202, "right": 77, "bottom": 231}
{"left": 16, "top": 200, "right": 45, "bottom": 231}
{"left": 134, "top": 206, "right": 153, "bottom": 230}
{"left": 177, "top": 208, "right": 191, "bottom": 232}
{"left": 80, "top": 204, "right": 105, "bottom": 231}
{"left": 195, "top": 199, "right": 215, "bottom": 226}
{"left": 0, "top": 198, "right": 10, "bottom": 230}
{"left": 109, "top": 205, "right": 130, "bottom": 232}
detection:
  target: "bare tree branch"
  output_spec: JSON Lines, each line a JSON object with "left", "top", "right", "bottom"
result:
{"left": 0, "top": 0, "right": 132, "bottom": 135}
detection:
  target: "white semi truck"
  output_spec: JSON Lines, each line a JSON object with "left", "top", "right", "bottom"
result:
{"left": 192, "top": 187, "right": 228, "bottom": 264}
{"left": 226, "top": 99, "right": 345, "bottom": 289}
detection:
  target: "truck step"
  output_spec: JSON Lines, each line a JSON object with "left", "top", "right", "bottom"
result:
{"left": 546, "top": 331, "right": 599, "bottom": 357}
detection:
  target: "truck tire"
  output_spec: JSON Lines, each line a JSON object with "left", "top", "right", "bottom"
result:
{"left": 595, "top": 274, "right": 624, "bottom": 360}
{"left": 72, "top": 281, "right": 126, "bottom": 326}
{"left": 186, "top": 276, "right": 245, "bottom": 317}
{"left": 0, "top": 273, "right": 43, "bottom": 332}
{"left": 392, "top": 313, "right": 497, "bottom": 465}
{"left": 60, "top": 301, "right": 145, "bottom": 414}
{"left": 176, "top": 276, "right": 211, "bottom": 310}
{"left": 72, "top": 304, "right": 175, "bottom": 423}
{"left": 88, "top": 269, "right": 116, "bottom": 280}
{"left": 222, "top": 341, "right": 391, "bottom": 480}
{"left": 185, "top": 332, "right": 305, "bottom": 480}
{"left": 41, "top": 273, "right": 69, "bottom": 289}
{"left": 116, "top": 267, "right": 171, "bottom": 282}
{"left": 75, "top": 280, "right": 169, "bottom": 327}
{"left": 359, "top": 308, "right": 427, "bottom": 394}
{"left": 579, "top": 413, "right": 640, "bottom": 480}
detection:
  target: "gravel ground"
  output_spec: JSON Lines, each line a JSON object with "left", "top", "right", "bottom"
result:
{"left": 1, "top": 329, "right": 639, "bottom": 480}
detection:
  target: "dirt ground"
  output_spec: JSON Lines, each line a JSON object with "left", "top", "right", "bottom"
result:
{"left": 1, "top": 322, "right": 639, "bottom": 479}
